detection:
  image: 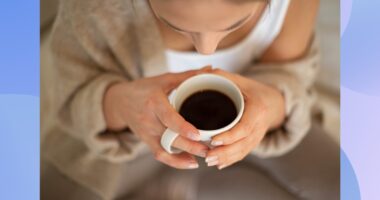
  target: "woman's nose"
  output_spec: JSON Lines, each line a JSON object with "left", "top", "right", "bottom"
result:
{"left": 190, "top": 33, "right": 225, "bottom": 55}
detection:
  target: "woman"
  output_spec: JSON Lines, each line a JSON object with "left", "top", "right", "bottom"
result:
{"left": 41, "top": 0, "right": 339, "bottom": 199}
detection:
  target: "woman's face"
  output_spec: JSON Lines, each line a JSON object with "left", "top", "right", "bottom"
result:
{"left": 149, "top": 0, "right": 264, "bottom": 55}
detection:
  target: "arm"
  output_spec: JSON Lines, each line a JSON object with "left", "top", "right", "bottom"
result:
{"left": 44, "top": 1, "right": 211, "bottom": 167}
{"left": 243, "top": 37, "right": 320, "bottom": 157}
{"left": 249, "top": 0, "right": 320, "bottom": 156}
{"left": 206, "top": 0, "right": 320, "bottom": 168}
{"left": 44, "top": 5, "right": 136, "bottom": 162}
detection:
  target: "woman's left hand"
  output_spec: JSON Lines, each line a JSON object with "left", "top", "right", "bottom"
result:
{"left": 205, "top": 69, "right": 286, "bottom": 169}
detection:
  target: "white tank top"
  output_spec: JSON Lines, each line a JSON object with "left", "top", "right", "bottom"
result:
{"left": 166, "top": 0, "right": 290, "bottom": 73}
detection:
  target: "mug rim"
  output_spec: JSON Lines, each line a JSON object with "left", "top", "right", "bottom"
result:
{"left": 171, "top": 73, "right": 245, "bottom": 138}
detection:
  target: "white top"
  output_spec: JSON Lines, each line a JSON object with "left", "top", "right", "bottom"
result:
{"left": 166, "top": 0, "right": 290, "bottom": 73}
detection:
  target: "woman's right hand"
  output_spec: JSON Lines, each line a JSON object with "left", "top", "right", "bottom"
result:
{"left": 103, "top": 68, "right": 211, "bottom": 169}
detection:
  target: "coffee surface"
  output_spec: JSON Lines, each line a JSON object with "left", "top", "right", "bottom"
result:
{"left": 179, "top": 90, "right": 237, "bottom": 130}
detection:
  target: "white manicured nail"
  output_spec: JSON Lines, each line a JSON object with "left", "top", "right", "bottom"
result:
{"left": 211, "top": 140, "right": 223, "bottom": 146}
{"left": 188, "top": 163, "right": 199, "bottom": 169}
{"left": 205, "top": 156, "right": 218, "bottom": 163}
{"left": 198, "top": 150, "right": 207, "bottom": 157}
{"left": 207, "top": 160, "right": 219, "bottom": 167}
{"left": 218, "top": 165, "right": 227, "bottom": 170}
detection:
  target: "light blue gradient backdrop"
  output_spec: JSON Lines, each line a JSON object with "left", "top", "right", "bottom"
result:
{"left": 341, "top": 0, "right": 380, "bottom": 199}
{"left": 0, "top": 0, "right": 379, "bottom": 199}
{"left": 0, "top": 0, "right": 39, "bottom": 199}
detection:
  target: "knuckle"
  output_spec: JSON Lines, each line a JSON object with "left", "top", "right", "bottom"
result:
{"left": 162, "top": 72, "right": 174, "bottom": 79}
{"left": 213, "top": 68, "right": 223, "bottom": 73}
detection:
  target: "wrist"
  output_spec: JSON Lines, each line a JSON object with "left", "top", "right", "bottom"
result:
{"left": 103, "top": 81, "right": 128, "bottom": 131}
{"left": 266, "top": 86, "right": 286, "bottom": 129}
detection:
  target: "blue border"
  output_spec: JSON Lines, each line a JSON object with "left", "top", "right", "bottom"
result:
{"left": 1, "top": 0, "right": 380, "bottom": 199}
{"left": 0, "top": 1, "right": 40, "bottom": 199}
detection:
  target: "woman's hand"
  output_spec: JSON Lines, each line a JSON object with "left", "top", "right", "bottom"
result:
{"left": 205, "top": 69, "right": 286, "bottom": 169}
{"left": 103, "top": 68, "right": 212, "bottom": 169}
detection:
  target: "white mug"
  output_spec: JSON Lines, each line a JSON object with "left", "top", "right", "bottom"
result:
{"left": 160, "top": 73, "right": 245, "bottom": 154}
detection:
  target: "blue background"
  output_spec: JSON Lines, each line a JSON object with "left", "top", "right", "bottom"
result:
{"left": 0, "top": 0, "right": 40, "bottom": 199}
{"left": 0, "top": 0, "right": 379, "bottom": 199}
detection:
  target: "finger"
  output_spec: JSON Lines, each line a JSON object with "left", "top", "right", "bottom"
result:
{"left": 172, "top": 136, "right": 209, "bottom": 157}
{"left": 211, "top": 102, "right": 256, "bottom": 146}
{"left": 211, "top": 68, "right": 239, "bottom": 81}
{"left": 205, "top": 137, "right": 250, "bottom": 168}
{"left": 162, "top": 67, "right": 213, "bottom": 92}
{"left": 140, "top": 133, "right": 200, "bottom": 169}
{"left": 216, "top": 151, "right": 245, "bottom": 170}
{"left": 154, "top": 92, "right": 200, "bottom": 141}
{"left": 154, "top": 150, "right": 200, "bottom": 169}
{"left": 209, "top": 129, "right": 266, "bottom": 169}
{"left": 217, "top": 132, "right": 265, "bottom": 170}
{"left": 211, "top": 69, "right": 250, "bottom": 89}
{"left": 200, "top": 65, "right": 213, "bottom": 71}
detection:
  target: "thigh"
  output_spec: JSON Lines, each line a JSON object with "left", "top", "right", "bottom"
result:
{"left": 197, "top": 165, "right": 298, "bottom": 200}
{"left": 123, "top": 162, "right": 202, "bottom": 200}
{"left": 42, "top": 151, "right": 163, "bottom": 200}
{"left": 247, "top": 124, "right": 340, "bottom": 199}
{"left": 125, "top": 160, "right": 298, "bottom": 200}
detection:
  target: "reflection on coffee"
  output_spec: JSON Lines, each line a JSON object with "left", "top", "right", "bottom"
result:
{"left": 179, "top": 90, "right": 237, "bottom": 130}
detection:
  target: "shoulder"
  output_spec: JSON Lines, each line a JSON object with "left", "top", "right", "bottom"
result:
{"left": 51, "top": 0, "right": 136, "bottom": 46}
{"left": 49, "top": 0, "right": 138, "bottom": 61}
{"left": 260, "top": 0, "right": 320, "bottom": 62}
{"left": 55, "top": 0, "right": 135, "bottom": 33}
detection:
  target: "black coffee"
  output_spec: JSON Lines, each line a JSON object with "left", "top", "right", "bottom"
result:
{"left": 179, "top": 90, "right": 237, "bottom": 130}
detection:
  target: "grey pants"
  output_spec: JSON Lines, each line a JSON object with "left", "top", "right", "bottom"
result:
{"left": 41, "top": 125, "right": 340, "bottom": 200}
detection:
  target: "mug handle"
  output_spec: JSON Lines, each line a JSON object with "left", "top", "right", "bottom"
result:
{"left": 161, "top": 129, "right": 182, "bottom": 154}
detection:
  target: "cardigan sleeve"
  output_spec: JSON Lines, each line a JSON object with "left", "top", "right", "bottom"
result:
{"left": 44, "top": 2, "right": 143, "bottom": 163}
{"left": 240, "top": 36, "right": 320, "bottom": 158}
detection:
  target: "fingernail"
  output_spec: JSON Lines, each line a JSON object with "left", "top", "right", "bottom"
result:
{"left": 205, "top": 156, "right": 218, "bottom": 163}
{"left": 207, "top": 160, "right": 219, "bottom": 167}
{"left": 211, "top": 140, "right": 223, "bottom": 146}
{"left": 188, "top": 163, "right": 199, "bottom": 169}
{"left": 218, "top": 165, "right": 227, "bottom": 170}
{"left": 198, "top": 150, "right": 207, "bottom": 158}
{"left": 188, "top": 132, "right": 200, "bottom": 141}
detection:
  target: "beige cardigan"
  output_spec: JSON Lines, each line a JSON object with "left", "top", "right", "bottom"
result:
{"left": 41, "top": 0, "right": 319, "bottom": 198}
